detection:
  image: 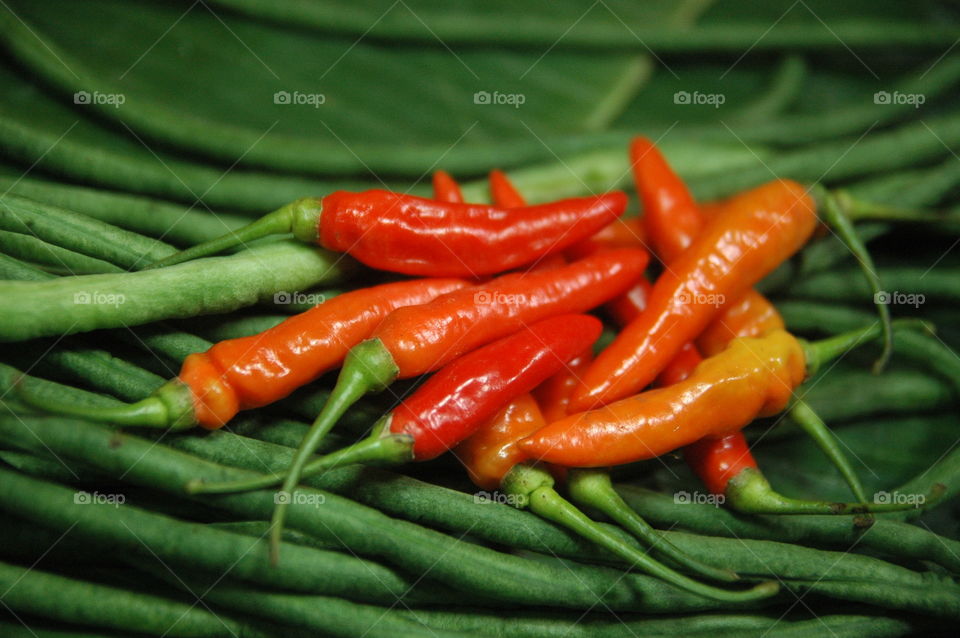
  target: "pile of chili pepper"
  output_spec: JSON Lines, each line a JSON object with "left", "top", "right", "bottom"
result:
{"left": 21, "top": 139, "right": 945, "bottom": 603}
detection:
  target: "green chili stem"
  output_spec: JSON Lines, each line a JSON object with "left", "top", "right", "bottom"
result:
{"left": 146, "top": 198, "right": 320, "bottom": 269}
{"left": 14, "top": 378, "right": 195, "bottom": 430}
{"left": 727, "top": 467, "right": 945, "bottom": 515}
{"left": 567, "top": 469, "right": 739, "bottom": 583}
{"left": 269, "top": 338, "right": 399, "bottom": 563}
{"left": 802, "top": 318, "right": 931, "bottom": 376}
{"left": 504, "top": 464, "right": 779, "bottom": 603}
{"left": 186, "top": 429, "right": 413, "bottom": 494}
{"left": 813, "top": 186, "right": 892, "bottom": 372}
{"left": 788, "top": 400, "right": 868, "bottom": 503}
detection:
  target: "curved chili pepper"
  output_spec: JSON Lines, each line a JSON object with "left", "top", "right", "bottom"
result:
{"left": 684, "top": 432, "right": 759, "bottom": 496}
{"left": 571, "top": 178, "right": 817, "bottom": 411}
{"left": 523, "top": 322, "right": 943, "bottom": 515}
{"left": 454, "top": 394, "right": 776, "bottom": 602}
{"left": 528, "top": 329, "right": 808, "bottom": 468}
{"left": 190, "top": 315, "right": 602, "bottom": 560}
{"left": 17, "top": 278, "right": 466, "bottom": 430}
{"left": 147, "top": 190, "right": 628, "bottom": 276}
{"left": 432, "top": 170, "right": 464, "bottom": 204}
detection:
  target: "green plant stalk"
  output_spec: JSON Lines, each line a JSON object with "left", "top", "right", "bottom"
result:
{"left": 0, "top": 240, "right": 354, "bottom": 341}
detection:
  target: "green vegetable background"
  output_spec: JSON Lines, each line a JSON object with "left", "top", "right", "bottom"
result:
{"left": 2, "top": 0, "right": 960, "bottom": 635}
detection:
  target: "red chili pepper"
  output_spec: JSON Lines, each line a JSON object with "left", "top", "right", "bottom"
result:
{"left": 488, "top": 169, "right": 528, "bottom": 208}
{"left": 18, "top": 278, "right": 466, "bottom": 430}
{"left": 684, "top": 433, "right": 759, "bottom": 496}
{"left": 432, "top": 170, "right": 464, "bottom": 203}
{"left": 191, "top": 315, "right": 603, "bottom": 561}
{"left": 571, "top": 178, "right": 817, "bottom": 411}
{"left": 148, "top": 190, "right": 628, "bottom": 276}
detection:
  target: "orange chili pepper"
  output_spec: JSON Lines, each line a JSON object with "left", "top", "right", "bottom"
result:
{"left": 696, "top": 289, "right": 785, "bottom": 357}
{"left": 524, "top": 329, "right": 807, "bottom": 468}
{"left": 18, "top": 278, "right": 466, "bottom": 430}
{"left": 571, "top": 178, "right": 817, "bottom": 411}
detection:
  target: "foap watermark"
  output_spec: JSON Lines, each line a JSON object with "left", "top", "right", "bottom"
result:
{"left": 274, "top": 90, "right": 326, "bottom": 108}
{"left": 74, "top": 490, "right": 125, "bottom": 507}
{"left": 874, "top": 91, "right": 925, "bottom": 108}
{"left": 274, "top": 491, "right": 326, "bottom": 506}
{"left": 674, "top": 490, "right": 725, "bottom": 506}
{"left": 73, "top": 291, "right": 126, "bottom": 308}
{"left": 74, "top": 90, "right": 125, "bottom": 108}
{"left": 473, "top": 90, "right": 525, "bottom": 108}
{"left": 474, "top": 491, "right": 524, "bottom": 507}
{"left": 874, "top": 490, "right": 925, "bottom": 507}
{"left": 677, "top": 291, "right": 725, "bottom": 307}
{"left": 674, "top": 90, "right": 725, "bottom": 108}
{"left": 273, "top": 291, "right": 326, "bottom": 306}
{"left": 874, "top": 290, "right": 925, "bottom": 308}
{"left": 474, "top": 290, "right": 528, "bottom": 305}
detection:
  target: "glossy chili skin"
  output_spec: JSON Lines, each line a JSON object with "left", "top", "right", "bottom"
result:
{"left": 179, "top": 278, "right": 466, "bottom": 428}
{"left": 685, "top": 433, "right": 759, "bottom": 495}
{"left": 697, "top": 290, "right": 785, "bottom": 357}
{"left": 432, "top": 170, "right": 464, "bottom": 203}
{"left": 534, "top": 348, "right": 593, "bottom": 423}
{"left": 317, "top": 189, "right": 627, "bottom": 277}
{"left": 456, "top": 393, "right": 547, "bottom": 490}
{"left": 521, "top": 330, "right": 807, "bottom": 468}
{"left": 571, "top": 179, "right": 816, "bottom": 411}
{"left": 388, "top": 314, "right": 602, "bottom": 461}
{"left": 632, "top": 137, "right": 701, "bottom": 261}
{"left": 371, "top": 248, "right": 649, "bottom": 378}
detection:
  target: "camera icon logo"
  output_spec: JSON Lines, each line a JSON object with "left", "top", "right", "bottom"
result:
{"left": 874, "top": 91, "right": 891, "bottom": 105}
{"left": 274, "top": 91, "right": 291, "bottom": 105}
{"left": 674, "top": 491, "right": 691, "bottom": 504}
{"left": 74, "top": 291, "right": 91, "bottom": 304}
{"left": 874, "top": 291, "right": 890, "bottom": 304}
{"left": 673, "top": 91, "right": 691, "bottom": 104}
{"left": 474, "top": 91, "right": 491, "bottom": 105}
{"left": 74, "top": 491, "right": 92, "bottom": 504}
{"left": 74, "top": 91, "right": 91, "bottom": 105}
{"left": 274, "top": 491, "right": 292, "bottom": 505}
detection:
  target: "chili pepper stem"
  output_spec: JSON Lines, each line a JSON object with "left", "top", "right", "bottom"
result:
{"left": 145, "top": 198, "right": 321, "bottom": 269}
{"left": 14, "top": 378, "right": 195, "bottom": 430}
{"left": 811, "top": 185, "right": 892, "bottom": 372}
{"left": 269, "top": 338, "right": 398, "bottom": 564}
{"left": 566, "top": 469, "right": 739, "bottom": 583}
{"left": 502, "top": 464, "right": 779, "bottom": 602}
{"left": 788, "top": 400, "right": 869, "bottom": 504}
{"left": 801, "top": 318, "right": 933, "bottom": 376}
{"left": 185, "top": 427, "right": 414, "bottom": 494}
{"left": 726, "top": 467, "right": 946, "bottom": 515}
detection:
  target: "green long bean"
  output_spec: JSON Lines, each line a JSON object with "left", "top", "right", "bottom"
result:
{"left": 0, "top": 194, "right": 174, "bottom": 268}
{"left": 0, "top": 559, "right": 267, "bottom": 638}
{"left": 0, "top": 466, "right": 450, "bottom": 605}
{"left": 0, "top": 229, "right": 121, "bottom": 275}
{"left": 0, "top": 240, "right": 354, "bottom": 341}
